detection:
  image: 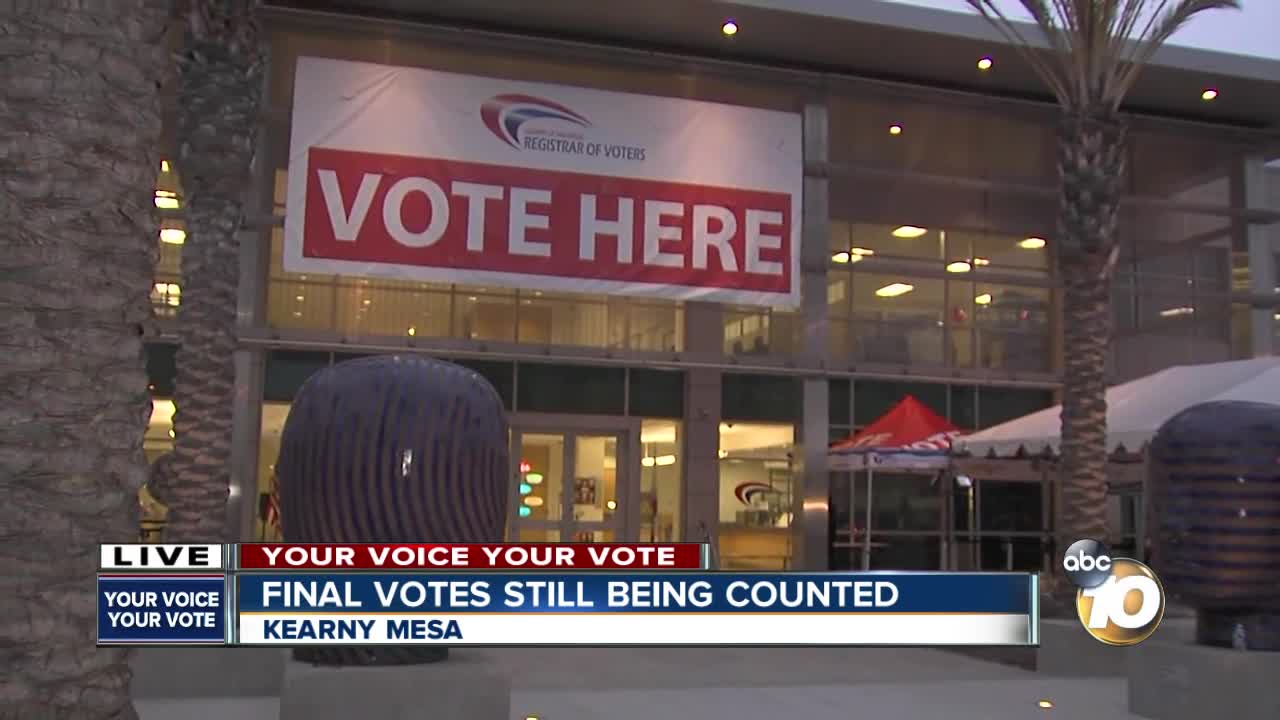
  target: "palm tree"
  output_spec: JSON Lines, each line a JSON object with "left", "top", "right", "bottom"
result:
{"left": 966, "top": 0, "right": 1239, "bottom": 588}
{"left": 0, "top": 2, "right": 169, "bottom": 716}
{"left": 159, "top": 0, "right": 266, "bottom": 542}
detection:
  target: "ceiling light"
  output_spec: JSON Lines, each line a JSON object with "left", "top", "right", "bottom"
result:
{"left": 946, "top": 261, "right": 972, "bottom": 273}
{"left": 523, "top": 496, "right": 544, "bottom": 507}
{"left": 832, "top": 251, "right": 850, "bottom": 263}
{"left": 169, "top": 429, "right": 176, "bottom": 438}
{"left": 295, "top": 295, "right": 304, "bottom": 302}
{"left": 605, "top": 500, "right": 617, "bottom": 510}
{"left": 875, "top": 283, "right": 914, "bottom": 298}
{"left": 977, "top": 57, "right": 993, "bottom": 71}
{"left": 362, "top": 299, "right": 371, "bottom": 305}
{"left": 975, "top": 293, "right": 993, "bottom": 305}
{"left": 1037, "top": 700, "right": 1054, "bottom": 709}
{"left": 851, "top": 247, "right": 875, "bottom": 256}
{"left": 1019, "top": 237, "right": 1046, "bottom": 249}
{"left": 718, "top": 449, "right": 729, "bottom": 459}
{"left": 159, "top": 228, "right": 186, "bottom": 244}
{"left": 1201, "top": 88, "right": 1218, "bottom": 101}
{"left": 525, "top": 472, "right": 544, "bottom": 485}
{"left": 721, "top": 19, "right": 738, "bottom": 36}
{"left": 888, "top": 124, "right": 903, "bottom": 135}
{"left": 154, "top": 192, "right": 179, "bottom": 209}
{"left": 654, "top": 454, "right": 677, "bottom": 466}
{"left": 407, "top": 327, "right": 416, "bottom": 336}
{"left": 892, "top": 225, "right": 927, "bottom": 238}
{"left": 641, "top": 457, "right": 655, "bottom": 468}
{"left": 160, "top": 160, "right": 170, "bottom": 173}
{"left": 973, "top": 257, "right": 990, "bottom": 266}
{"left": 1159, "top": 306, "right": 1194, "bottom": 317}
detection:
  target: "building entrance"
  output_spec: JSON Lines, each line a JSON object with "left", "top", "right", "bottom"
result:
{"left": 507, "top": 415, "right": 642, "bottom": 543}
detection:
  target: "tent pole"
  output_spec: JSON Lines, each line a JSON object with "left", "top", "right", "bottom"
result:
{"left": 863, "top": 465, "right": 874, "bottom": 570}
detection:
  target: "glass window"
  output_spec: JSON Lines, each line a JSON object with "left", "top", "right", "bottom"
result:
{"left": 517, "top": 291, "right": 613, "bottom": 347}
{"left": 451, "top": 359, "right": 514, "bottom": 410}
{"left": 1231, "top": 304, "right": 1252, "bottom": 359}
{"left": 264, "top": 350, "right": 330, "bottom": 402}
{"left": 640, "top": 420, "right": 683, "bottom": 542}
{"left": 628, "top": 369, "right": 684, "bottom": 418}
{"left": 722, "top": 374, "right": 798, "bottom": 423}
{"left": 627, "top": 301, "right": 683, "bottom": 352}
{"left": 844, "top": 222, "right": 945, "bottom": 262}
{"left": 853, "top": 380, "right": 947, "bottom": 426}
{"left": 949, "top": 385, "right": 977, "bottom": 431}
{"left": 849, "top": 273, "right": 944, "bottom": 366}
{"left": 724, "top": 308, "right": 800, "bottom": 356}
{"left": 257, "top": 401, "right": 290, "bottom": 540}
{"left": 145, "top": 398, "right": 176, "bottom": 464}
{"left": 718, "top": 422, "right": 795, "bottom": 570}
{"left": 828, "top": 378, "right": 851, "bottom": 425}
{"left": 145, "top": 343, "right": 177, "bottom": 397}
{"left": 962, "top": 230, "right": 1049, "bottom": 272}
{"left": 516, "top": 363, "right": 625, "bottom": 415}
{"left": 869, "top": 474, "right": 940, "bottom": 533}
{"left": 970, "top": 283, "right": 1051, "bottom": 373}
{"left": 978, "top": 386, "right": 1054, "bottom": 428}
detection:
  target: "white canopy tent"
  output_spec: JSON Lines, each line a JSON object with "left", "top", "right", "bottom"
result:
{"left": 955, "top": 357, "right": 1280, "bottom": 458}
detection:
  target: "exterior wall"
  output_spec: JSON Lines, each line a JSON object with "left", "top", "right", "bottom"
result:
{"left": 141, "top": 8, "right": 1275, "bottom": 566}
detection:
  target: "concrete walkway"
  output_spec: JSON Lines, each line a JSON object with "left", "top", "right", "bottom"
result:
{"left": 135, "top": 646, "right": 1144, "bottom": 720}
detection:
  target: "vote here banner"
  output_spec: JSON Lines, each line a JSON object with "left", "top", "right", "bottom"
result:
{"left": 233, "top": 572, "right": 1039, "bottom": 647}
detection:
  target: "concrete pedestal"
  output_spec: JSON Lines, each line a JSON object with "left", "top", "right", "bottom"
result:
{"left": 1126, "top": 636, "right": 1280, "bottom": 720}
{"left": 1037, "top": 618, "right": 1192, "bottom": 676}
{"left": 280, "top": 651, "right": 511, "bottom": 720}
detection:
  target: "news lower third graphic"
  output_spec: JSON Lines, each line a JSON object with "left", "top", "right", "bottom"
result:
{"left": 1063, "top": 538, "right": 1166, "bottom": 647}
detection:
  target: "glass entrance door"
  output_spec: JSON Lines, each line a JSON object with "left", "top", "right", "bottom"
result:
{"left": 509, "top": 425, "right": 638, "bottom": 543}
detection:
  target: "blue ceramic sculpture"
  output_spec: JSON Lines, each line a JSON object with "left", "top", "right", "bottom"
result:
{"left": 1148, "top": 400, "right": 1280, "bottom": 651}
{"left": 276, "top": 355, "right": 510, "bottom": 665}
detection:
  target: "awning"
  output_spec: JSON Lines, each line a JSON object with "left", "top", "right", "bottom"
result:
{"left": 955, "top": 357, "right": 1280, "bottom": 458}
{"left": 829, "top": 395, "right": 963, "bottom": 471}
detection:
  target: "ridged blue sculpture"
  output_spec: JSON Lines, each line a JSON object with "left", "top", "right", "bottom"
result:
{"left": 276, "top": 355, "right": 510, "bottom": 665}
{"left": 1148, "top": 400, "right": 1280, "bottom": 651}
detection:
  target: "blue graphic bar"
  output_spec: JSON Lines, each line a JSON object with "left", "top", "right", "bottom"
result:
{"left": 236, "top": 572, "right": 1034, "bottom": 614}
{"left": 97, "top": 575, "right": 227, "bottom": 644}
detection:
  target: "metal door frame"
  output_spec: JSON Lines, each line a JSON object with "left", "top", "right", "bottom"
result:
{"left": 507, "top": 413, "right": 642, "bottom": 542}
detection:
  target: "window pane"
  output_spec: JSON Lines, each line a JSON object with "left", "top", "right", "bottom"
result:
{"left": 517, "top": 291, "right": 612, "bottom": 347}
{"left": 725, "top": 309, "right": 799, "bottom": 356}
{"left": 847, "top": 223, "right": 945, "bottom": 262}
{"left": 972, "top": 283, "right": 1050, "bottom": 372}
{"left": 629, "top": 369, "right": 684, "bottom": 418}
{"left": 517, "top": 363, "right": 625, "bottom": 415}
{"left": 628, "top": 301, "right": 683, "bottom": 352}
{"left": 145, "top": 343, "right": 177, "bottom": 397}
{"left": 256, "top": 401, "right": 291, "bottom": 540}
{"left": 949, "top": 385, "right": 977, "bottom": 431}
{"left": 964, "top": 231, "right": 1049, "bottom": 271}
{"left": 263, "top": 350, "right": 330, "bottom": 402}
{"left": 719, "top": 422, "right": 795, "bottom": 570}
{"left": 722, "top": 374, "right": 798, "bottom": 422}
{"left": 828, "top": 378, "right": 851, "bottom": 425}
{"left": 870, "top": 474, "right": 940, "bottom": 533}
{"left": 978, "top": 387, "right": 1054, "bottom": 428}
{"left": 451, "top": 359, "right": 514, "bottom": 411}
{"left": 853, "top": 380, "right": 947, "bottom": 426}
{"left": 851, "top": 273, "right": 944, "bottom": 366}
{"left": 640, "top": 420, "right": 683, "bottom": 542}
{"left": 454, "top": 290, "right": 516, "bottom": 342}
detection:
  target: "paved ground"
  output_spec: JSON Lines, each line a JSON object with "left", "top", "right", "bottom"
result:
{"left": 134, "top": 646, "right": 1142, "bottom": 720}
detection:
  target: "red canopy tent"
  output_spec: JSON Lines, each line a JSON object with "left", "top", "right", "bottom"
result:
{"left": 828, "top": 395, "right": 964, "bottom": 569}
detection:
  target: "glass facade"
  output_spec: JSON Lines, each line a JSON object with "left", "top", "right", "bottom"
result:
{"left": 138, "top": 11, "right": 1277, "bottom": 568}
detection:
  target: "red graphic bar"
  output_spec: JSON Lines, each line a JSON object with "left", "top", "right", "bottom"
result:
{"left": 237, "top": 543, "right": 705, "bottom": 570}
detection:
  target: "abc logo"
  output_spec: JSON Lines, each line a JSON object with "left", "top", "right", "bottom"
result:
{"left": 1063, "top": 539, "right": 1165, "bottom": 646}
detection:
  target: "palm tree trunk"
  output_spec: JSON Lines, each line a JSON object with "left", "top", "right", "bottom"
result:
{"left": 0, "top": 2, "right": 167, "bottom": 717}
{"left": 1053, "top": 112, "right": 1126, "bottom": 595}
{"left": 163, "top": 1, "right": 265, "bottom": 542}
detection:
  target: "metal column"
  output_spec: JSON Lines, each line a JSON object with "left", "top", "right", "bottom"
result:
{"left": 797, "top": 101, "right": 831, "bottom": 571}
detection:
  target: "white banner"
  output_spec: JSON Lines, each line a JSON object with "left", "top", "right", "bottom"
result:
{"left": 238, "top": 612, "right": 1031, "bottom": 646}
{"left": 285, "top": 57, "right": 804, "bottom": 307}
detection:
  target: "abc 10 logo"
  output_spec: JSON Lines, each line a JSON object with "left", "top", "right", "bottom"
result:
{"left": 1063, "top": 539, "right": 1166, "bottom": 646}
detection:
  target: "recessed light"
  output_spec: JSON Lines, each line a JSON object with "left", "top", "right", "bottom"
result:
{"left": 889, "top": 124, "right": 903, "bottom": 135}
{"left": 606, "top": 500, "right": 618, "bottom": 510}
{"left": 1160, "top": 306, "right": 1194, "bottom": 317}
{"left": 1201, "top": 88, "right": 1218, "bottom": 101}
{"left": 850, "top": 247, "right": 875, "bottom": 256}
{"left": 1019, "top": 237, "right": 1046, "bottom": 249}
{"left": 946, "top": 261, "right": 972, "bottom": 273}
{"left": 721, "top": 19, "right": 738, "bottom": 36}
{"left": 977, "top": 57, "right": 993, "bottom": 71}
{"left": 1037, "top": 700, "right": 1054, "bottom": 709}
{"left": 160, "top": 160, "right": 170, "bottom": 173}
{"left": 295, "top": 295, "right": 304, "bottom": 302}
{"left": 892, "top": 225, "right": 928, "bottom": 238}
{"left": 973, "top": 257, "right": 990, "bottom": 266}
{"left": 407, "top": 327, "right": 416, "bottom": 336}
{"left": 159, "top": 228, "right": 186, "bottom": 244}
{"left": 875, "top": 283, "right": 914, "bottom": 298}
{"left": 975, "top": 293, "right": 993, "bottom": 305}
{"left": 832, "top": 251, "right": 850, "bottom": 263}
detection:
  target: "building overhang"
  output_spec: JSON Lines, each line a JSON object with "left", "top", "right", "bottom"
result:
{"left": 264, "top": 0, "right": 1280, "bottom": 137}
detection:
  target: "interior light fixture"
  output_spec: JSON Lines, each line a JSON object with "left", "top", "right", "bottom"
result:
{"left": 154, "top": 191, "right": 180, "bottom": 209}
{"left": 1037, "top": 700, "right": 1054, "bottom": 709}
{"left": 654, "top": 455, "right": 676, "bottom": 466}
{"left": 850, "top": 247, "right": 875, "bottom": 257}
{"left": 641, "top": 457, "right": 655, "bottom": 468}
{"left": 832, "top": 251, "right": 850, "bottom": 264}
{"left": 525, "top": 472, "right": 544, "bottom": 485}
{"left": 522, "top": 496, "right": 544, "bottom": 508}
{"left": 977, "top": 57, "right": 993, "bottom": 71}
{"left": 973, "top": 257, "right": 990, "bottom": 266}
{"left": 518, "top": 506, "right": 532, "bottom": 518}
{"left": 159, "top": 228, "right": 186, "bottom": 245}
{"left": 519, "top": 483, "right": 533, "bottom": 495}
{"left": 1019, "top": 237, "right": 1046, "bottom": 249}
{"left": 875, "top": 283, "right": 914, "bottom": 298}
{"left": 407, "top": 326, "right": 416, "bottom": 336}
{"left": 295, "top": 295, "right": 304, "bottom": 302}
{"left": 1159, "top": 306, "right": 1194, "bottom": 317}
{"left": 168, "top": 429, "right": 176, "bottom": 438}
{"left": 362, "top": 299, "right": 372, "bottom": 305}
{"left": 892, "top": 225, "right": 927, "bottom": 238}
{"left": 605, "top": 500, "right": 617, "bottom": 510}
{"left": 160, "top": 160, "right": 171, "bottom": 173}
{"left": 718, "top": 449, "right": 729, "bottom": 459}
{"left": 888, "top": 124, "right": 903, "bottom": 136}
{"left": 946, "top": 261, "right": 972, "bottom": 273}
{"left": 721, "top": 19, "right": 738, "bottom": 36}
{"left": 1201, "top": 88, "right": 1218, "bottom": 101}
{"left": 975, "top": 293, "right": 993, "bottom": 305}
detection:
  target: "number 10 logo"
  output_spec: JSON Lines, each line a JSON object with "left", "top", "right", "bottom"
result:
{"left": 1064, "top": 539, "right": 1166, "bottom": 646}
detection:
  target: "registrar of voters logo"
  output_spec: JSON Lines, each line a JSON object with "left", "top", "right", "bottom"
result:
{"left": 1063, "top": 539, "right": 1165, "bottom": 647}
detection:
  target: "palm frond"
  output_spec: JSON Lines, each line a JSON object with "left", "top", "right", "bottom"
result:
{"left": 967, "top": 0, "right": 1240, "bottom": 112}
